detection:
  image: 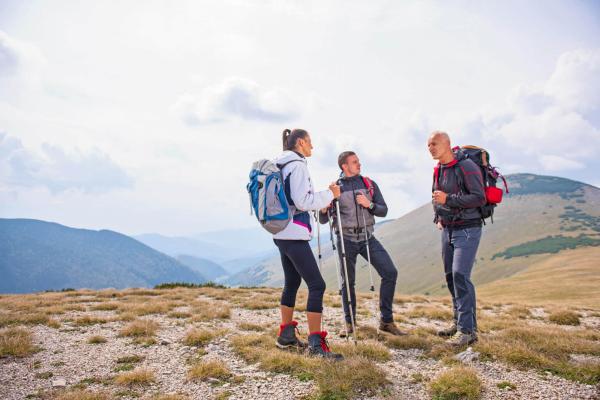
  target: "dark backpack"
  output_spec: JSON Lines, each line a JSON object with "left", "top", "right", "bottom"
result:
{"left": 455, "top": 145, "right": 508, "bottom": 223}
{"left": 433, "top": 146, "right": 508, "bottom": 223}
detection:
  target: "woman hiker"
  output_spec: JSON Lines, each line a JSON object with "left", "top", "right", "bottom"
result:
{"left": 272, "top": 128, "right": 343, "bottom": 360}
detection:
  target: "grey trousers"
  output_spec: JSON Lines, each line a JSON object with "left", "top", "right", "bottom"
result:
{"left": 441, "top": 226, "right": 482, "bottom": 333}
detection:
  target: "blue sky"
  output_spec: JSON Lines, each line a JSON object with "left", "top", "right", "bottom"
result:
{"left": 1, "top": 0, "right": 599, "bottom": 236}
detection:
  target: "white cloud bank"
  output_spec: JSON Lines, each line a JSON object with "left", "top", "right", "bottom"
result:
{"left": 171, "top": 77, "right": 299, "bottom": 126}
{"left": 0, "top": 132, "right": 133, "bottom": 194}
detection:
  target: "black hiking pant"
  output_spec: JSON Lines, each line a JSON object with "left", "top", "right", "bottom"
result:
{"left": 338, "top": 236, "right": 397, "bottom": 323}
{"left": 274, "top": 239, "right": 326, "bottom": 313}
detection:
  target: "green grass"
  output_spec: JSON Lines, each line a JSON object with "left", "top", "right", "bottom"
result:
{"left": 474, "top": 326, "right": 600, "bottom": 384}
{"left": 230, "top": 332, "right": 389, "bottom": 399}
{"left": 428, "top": 366, "right": 482, "bottom": 400}
{"left": 492, "top": 235, "right": 600, "bottom": 260}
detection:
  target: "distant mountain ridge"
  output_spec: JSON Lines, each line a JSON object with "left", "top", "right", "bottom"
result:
{"left": 0, "top": 219, "right": 206, "bottom": 294}
{"left": 176, "top": 255, "right": 228, "bottom": 281}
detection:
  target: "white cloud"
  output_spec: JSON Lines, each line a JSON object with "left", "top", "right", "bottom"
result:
{"left": 0, "top": 30, "right": 45, "bottom": 87}
{"left": 545, "top": 49, "right": 600, "bottom": 117}
{"left": 0, "top": 132, "right": 133, "bottom": 194}
{"left": 171, "top": 77, "right": 299, "bottom": 126}
{"left": 475, "top": 48, "right": 600, "bottom": 176}
{"left": 538, "top": 155, "right": 584, "bottom": 171}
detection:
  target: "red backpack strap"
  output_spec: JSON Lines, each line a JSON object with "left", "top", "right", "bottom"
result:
{"left": 433, "top": 164, "right": 441, "bottom": 190}
{"left": 361, "top": 176, "right": 375, "bottom": 198}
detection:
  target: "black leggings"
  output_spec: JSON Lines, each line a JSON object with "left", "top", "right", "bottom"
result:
{"left": 274, "top": 239, "right": 326, "bottom": 313}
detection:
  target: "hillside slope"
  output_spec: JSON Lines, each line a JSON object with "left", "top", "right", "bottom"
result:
{"left": 231, "top": 174, "right": 600, "bottom": 302}
{"left": 0, "top": 219, "right": 206, "bottom": 293}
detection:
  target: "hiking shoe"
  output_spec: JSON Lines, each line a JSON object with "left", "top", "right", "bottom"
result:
{"left": 437, "top": 323, "right": 458, "bottom": 337}
{"left": 308, "top": 331, "right": 344, "bottom": 361}
{"left": 339, "top": 322, "right": 354, "bottom": 338}
{"left": 276, "top": 320, "right": 307, "bottom": 350}
{"left": 379, "top": 320, "right": 408, "bottom": 336}
{"left": 447, "top": 331, "right": 478, "bottom": 347}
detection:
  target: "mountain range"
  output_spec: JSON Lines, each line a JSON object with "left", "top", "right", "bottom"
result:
{"left": 0, "top": 219, "right": 206, "bottom": 293}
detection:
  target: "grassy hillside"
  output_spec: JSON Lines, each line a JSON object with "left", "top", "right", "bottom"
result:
{"left": 234, "top": 174, "right": 600, "bottom": 306}
{"left": 0, "top": 219, "right": 206, "bottom": 293}
{"left": 478, "top": 247, "right": 600, "bottom": 308}
{"left": 176, "top": 255, "right": 228, "bottom": 281}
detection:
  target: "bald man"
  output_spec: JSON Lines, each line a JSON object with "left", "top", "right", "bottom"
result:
{"left": 427, "top": 131, "right": 486, "bottom": 347}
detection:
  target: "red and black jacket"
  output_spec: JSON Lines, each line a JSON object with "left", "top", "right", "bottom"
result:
{"left": 433, "top": 154, "right": 486, "bottom": 228}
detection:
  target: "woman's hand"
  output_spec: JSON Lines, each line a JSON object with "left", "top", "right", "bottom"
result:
{"left": 329, "top": 183, "right": 341, "bottom": 199}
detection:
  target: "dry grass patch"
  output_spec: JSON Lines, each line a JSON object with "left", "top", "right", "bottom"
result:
{"left": 115, "top": 368, "right": 155, "bottom": 386}
{"left": 54, "top": 389, "right": 112, "bottom": 400}
{"left": 183, "top": 328, "right": 227, "bottom": 347}
{"left": 0, "top": 312, "right": 50, "bottom": 327}
{"left": 0, "top": 327, "right": 35, "bottom": 357}
{"left": 91, "top": 302, "right": 120, "bottom": 311}
{"left": 505, "top": 305, "right": 532, "bottom": 319}
{"left": 190, "top": 301, "right": 231, "bottom": 321}
{"left": 231, "top": 332, "right": 390, "bottom": 397}
{"left": 474, "top": 325, "right": 600, "bottom": 384}
{"left": 428, "top": 366, "right": 482, "bottom": 400}
{"left": 74, "top": 315, "right": 107, "bottom": 326}
{"left": 406, "top": 306, "right": 453, "bottom": 321}
{"left": 237, "top": 322, "right": 265, "bottom": 331}
{"left": 239, "top": 299, "right": 277, "bottom": 310}
{"left": 477, "top": 315, "right": 520, "bottom": 333}
{"left": 117, "top": 354, "right": 145, "bottom": 364}
{"left": 332, "top": 340, "right": 391, "bottom": 361}
{"left": 119, "top": 319, "right": 159, "bottom": 337}
{"left": 87, "top": 335, "right": 107, "bottom": 344}
{"left": 315, "top": 356, "right": 389, "bottom": 399}
{"left": 151, "top": 395, "right": 189, "bottom": 400}
{"left": 394, "top": 295, "right": 431, "bottom": 304}
{"left": 385, "top": 332, "right": 441, "bottom": 351}
{"left": 188, "top": 359, "right": 232, "bottom": 381}
{"left": 118, "top": 300, "right": 175, "bottom": 316}
{"left": 168, "top": 311, "right": 192, "bottom": 319}
{"left": 549, "top": 310, "right": 581, "bottom": 326}
{"left": 122, "top": 289, "right": 163, "bottom": 296}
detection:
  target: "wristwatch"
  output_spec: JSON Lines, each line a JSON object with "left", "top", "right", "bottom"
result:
{"left": 368, "top": 202, "right": 375, "bottom": 210}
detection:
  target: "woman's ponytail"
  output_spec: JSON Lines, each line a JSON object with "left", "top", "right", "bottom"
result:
{"left": 282, "top": 129, "right": 292, "bottom": 151}
{"left": 282, "top": 128, "right": 308, "bottom": 151}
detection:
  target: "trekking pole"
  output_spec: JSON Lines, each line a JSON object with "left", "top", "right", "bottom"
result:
{"left": 314, "top": 211, "right": 323, "bottom": 271}
{"left": 335, "top": 200, "right": 358, "bottom": 343}
{"left": 361, "top": 210, "right": 376, "bottom": 293}
{"left": 361, "top": 206, "right": 380, "bottom": 332}
{"left": 328, "top": 212, "right": 348, "bottom": 339}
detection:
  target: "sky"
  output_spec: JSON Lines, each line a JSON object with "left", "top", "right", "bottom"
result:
{"left": 1, "top": 0, "right": 599, "bottom": 236}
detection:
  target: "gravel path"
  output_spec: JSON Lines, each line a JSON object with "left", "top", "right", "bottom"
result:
{"left": 1, "top": 294, "right": 598, "bottom": 400}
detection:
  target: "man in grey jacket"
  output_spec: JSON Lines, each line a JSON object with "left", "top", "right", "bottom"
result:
{"left": 319, "top": 151, "right": 405, "bottom": 337}
{"left": 428, "top": 131, "right": 486, "bottom": 347}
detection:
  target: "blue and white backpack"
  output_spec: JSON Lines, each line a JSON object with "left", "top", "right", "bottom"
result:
{"left": 247, "top": 159, "right": 300, "bottom": 234}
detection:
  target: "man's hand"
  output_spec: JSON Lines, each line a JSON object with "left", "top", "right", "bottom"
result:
{"left": 355, "top": 192, "right": 371, "bottom": 208}
{"left": 437, "top": 221, "right": 443, "bottom": 230}
{"left": 432, "top": 190, "right": 447, "bottom": 205}
{"left": 320, "top": 204, "right": 331, "bottom": 214}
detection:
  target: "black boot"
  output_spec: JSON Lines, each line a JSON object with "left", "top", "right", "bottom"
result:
{"left": 308, "top": 331, "right": 343, "bottom": 361}
{"left": 276, "top": 320, "right": 306, "bottom": 350}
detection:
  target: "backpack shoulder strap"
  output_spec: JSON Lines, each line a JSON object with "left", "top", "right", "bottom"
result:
{"left": 361, "top": 176, "right": 375, "bottom": 197}
{"left": 276, "top": 159, "right": 302, "bottom": 170}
